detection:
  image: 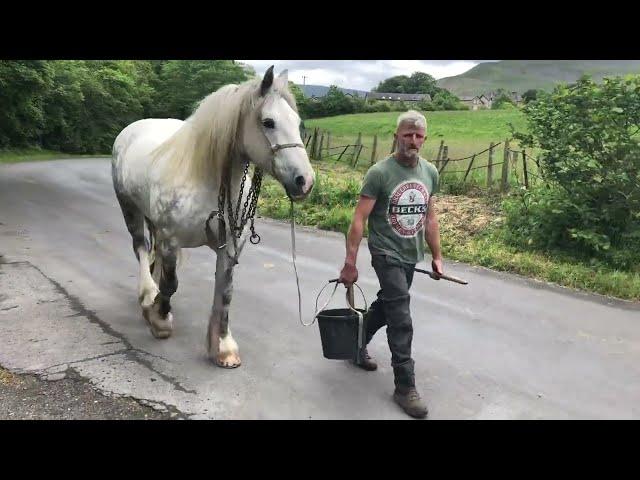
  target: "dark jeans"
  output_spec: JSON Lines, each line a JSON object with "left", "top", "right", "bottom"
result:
{"left": 365, "top": 254, "right": 417, "bottom": 389}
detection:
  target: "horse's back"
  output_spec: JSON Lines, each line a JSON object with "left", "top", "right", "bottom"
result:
{"left": 113, "top": 118, "right": 184, "bottom": 166}
{"left": 112, "top": 118, "right": 184, "bottom": 202}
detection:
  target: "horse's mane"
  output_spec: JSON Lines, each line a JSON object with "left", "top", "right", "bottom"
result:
{"left": 151, "top": 75, "right": 297, "bottom": 185}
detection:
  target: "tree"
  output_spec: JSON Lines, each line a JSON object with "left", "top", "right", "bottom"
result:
{"left": 404, "top": 72, "right": 438, "bottom": 95}
{"left": 40, "top": 60, "right": 90, "bottom": 152}
{"left": 491, "top": 89, "right": 516, "bottom": 109}
{"left": 432, "top": 91, "right": 466, "bottom": 110}
{"left": 321, "top": 86, "right": 355, "bottom": 116}
{"left": 288, "top": 82, "right": 306, "bottom": 108}
{"left": 373, "top": 75, "right": 409, "bottom": 93}
{"left": 522, "top": 89, "right": 539, "bottom": 104}
{"left": 153, "top": 60, "right": 251, "bottom": 119}
{"left": 39, "top": 61, "right": 159, "bottom": 153}
{"left": 373, "top": 71, "right": 439, "bottom": 96}
{"left": 0, "top": 60, "right": 54, "bottom": 148}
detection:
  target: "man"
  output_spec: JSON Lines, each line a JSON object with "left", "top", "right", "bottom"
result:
{"left": 338, "top": 110, "right": 443, "bottom": 419}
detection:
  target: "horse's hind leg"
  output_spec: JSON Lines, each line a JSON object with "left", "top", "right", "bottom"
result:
{"left": 147, "top": 217, "right": 163, "bottom": 286}
{"left": 115, "top": 193, "right": 171, "bottom": 337}
{"left": 143, "top": 240, "right": 178, "bottom": 339}
{"left": 207, "top": 251, "right": 241, "bottom": 368}
{"left": 115, "top": 194, "right": 159, "bottom": 307}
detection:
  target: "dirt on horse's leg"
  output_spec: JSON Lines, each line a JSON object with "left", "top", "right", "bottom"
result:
{"left": 207, "top": 250, "right": 241, "bottom": 368}
{"left": 143, "top": 242, "right": 178, "bottom": 339}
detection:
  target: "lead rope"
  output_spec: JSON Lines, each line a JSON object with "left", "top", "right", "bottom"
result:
{"left": 290, "top": 199, "right": 308, "bottom": 326}
{"left": 290, "top": 198, "right": 367, "bottom": 332}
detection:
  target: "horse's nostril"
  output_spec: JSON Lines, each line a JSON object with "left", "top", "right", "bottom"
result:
{"left": 295, "top": 175, "right": 306, "bottom": 187}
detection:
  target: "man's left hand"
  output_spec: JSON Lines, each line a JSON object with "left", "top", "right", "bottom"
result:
{"left": 431, "top": 257, "right": 444, "bottom": 279}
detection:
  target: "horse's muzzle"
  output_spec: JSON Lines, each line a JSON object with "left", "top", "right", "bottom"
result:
{"left": 286, "top": 176, "right": 314, "bottom": 201}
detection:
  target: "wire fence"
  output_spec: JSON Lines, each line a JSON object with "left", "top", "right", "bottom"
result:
{"left": 302, "top": 127, "right": 546, "bottom": 192}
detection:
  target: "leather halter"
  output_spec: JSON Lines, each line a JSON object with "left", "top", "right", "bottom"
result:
{"left": 271, "top": 143, "right": 305, "bottom": 154}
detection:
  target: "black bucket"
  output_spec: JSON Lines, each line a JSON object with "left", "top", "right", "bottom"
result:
{"left": 317, "top": 307, "right": 366, "bottom": 360}
{"left": 313, "top": 281, "right": 368, "bottom": 360}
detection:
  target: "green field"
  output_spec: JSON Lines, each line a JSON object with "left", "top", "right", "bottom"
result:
{"left": 303, "top": 109, "right": 537, "bottom": 191}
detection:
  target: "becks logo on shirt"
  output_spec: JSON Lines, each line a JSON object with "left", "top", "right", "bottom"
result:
{"left": 388, "top": 181, "right": 429, "bottom": 238}
{"left": 389, "top": 205, "right": 427, "bottom": 215}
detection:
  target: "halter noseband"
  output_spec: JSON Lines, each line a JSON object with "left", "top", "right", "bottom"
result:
{"left": 271, "top": 143, "right": 305, "bottom": 154}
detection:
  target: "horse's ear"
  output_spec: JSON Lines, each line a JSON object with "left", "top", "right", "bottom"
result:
{"left": 275, "top": 69, "right": 289, "bottom": 89}
{"left": 261, "top": 65, "right": 275, "bottom": 96}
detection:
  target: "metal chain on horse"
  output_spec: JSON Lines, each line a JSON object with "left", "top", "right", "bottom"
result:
{"left": 213, "top": 162, "right": 263, "bottom": 263}
{"left": 230, "top": 162, "right": 262, "bottom": 244}
{"left": 206, "top": 162, "right": 263, "bottom": 263}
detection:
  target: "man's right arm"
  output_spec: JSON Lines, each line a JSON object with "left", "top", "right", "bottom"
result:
{"left": 338, "top": 195, "right": 377, "bottom": 286}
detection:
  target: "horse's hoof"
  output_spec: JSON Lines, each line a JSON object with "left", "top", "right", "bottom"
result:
{"left": 150, "top": 326, "right": 173, "bottom": 339}
{"left": 214, "top": 352, "right": 242, "bottom": 369}
{"left": 143, "top": 309, "right": 173, "bottom": 339}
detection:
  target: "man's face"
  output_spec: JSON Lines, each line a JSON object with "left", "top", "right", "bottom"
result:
{"left": 395, "top": 121, "right": 426, "bottom": 161}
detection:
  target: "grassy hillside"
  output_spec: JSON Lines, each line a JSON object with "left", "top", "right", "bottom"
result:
{"left": 437, "top": 60, "right": 640, "bottom": 96}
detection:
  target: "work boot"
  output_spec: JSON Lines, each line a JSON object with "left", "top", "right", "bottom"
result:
{"left": 352, "top": 347, "right": 377, "bottom": 371}
{"left": 393, "top": 386, "right": 428, "bottom": 419}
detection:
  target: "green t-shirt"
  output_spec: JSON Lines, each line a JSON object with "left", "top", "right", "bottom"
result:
{"left": 360, "top": 155, "right": 439, "bottom": 264}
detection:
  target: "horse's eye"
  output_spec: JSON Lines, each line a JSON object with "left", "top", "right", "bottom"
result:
{"left": 262, "top": 118, "right": 275, "bottom": 129}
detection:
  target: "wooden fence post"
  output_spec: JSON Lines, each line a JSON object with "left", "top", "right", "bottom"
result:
{"left": 354, "top": 144, "right": 363, "bottom": 167}
{"left": 439, "top": 146, "right": 449, "bottom": 174}
{"left": 310, "top": 128, "right": 319, "bottom": 159}
{"left": 317, "top": 131, "right": 324, "bottom": 160}
{"left": 487, "top": 142, "right": 495, "bottom": 188}
{"left": 370, "top": 134, "right": 378, "bottom": 165}
{"left": 522, "top": 149, "right": 529, "bottom": 189}
{"left": 435, "top": 140, "right": 444, "bottom": 170}
{"left": 463, "top": 154, "right": 476, "bottom": 182}
{"left": 352, "top": 132, "right": 362, "bottom": 166}
{"left": 535, "top": 154, "right": 543, "bottom": 177}
{"left": 501, "top": 138, "right": 510, "bottom": 191}
{"left": 326, "top": 131, "right": 331, "bottom": 155}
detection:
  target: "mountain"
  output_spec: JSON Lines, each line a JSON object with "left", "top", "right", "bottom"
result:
{"left": 297, "top": 84, "right": 369, "bottom": 98}
{"left": 436, "top": 60, "right": 640, "bottom": 97}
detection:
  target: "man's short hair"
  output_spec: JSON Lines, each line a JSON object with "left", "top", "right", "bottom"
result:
{"left": 396, "top": 110, "right": 427, "bottom": 130}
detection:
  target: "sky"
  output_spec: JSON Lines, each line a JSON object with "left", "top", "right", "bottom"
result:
{"left": 238, "top": 60, "right": 496, "bottom": 91}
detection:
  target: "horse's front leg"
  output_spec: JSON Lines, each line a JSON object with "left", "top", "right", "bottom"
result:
{"left": 207, "top": 248, "right": 241, "bottom": 368}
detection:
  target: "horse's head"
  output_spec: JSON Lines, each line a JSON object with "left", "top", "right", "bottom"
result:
{"left": 241, "top": 66, "right": 315, "bottom": 201}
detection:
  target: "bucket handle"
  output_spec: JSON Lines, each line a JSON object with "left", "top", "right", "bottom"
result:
{"left": 302, "top": 280, "right": 367, "bottom": 328}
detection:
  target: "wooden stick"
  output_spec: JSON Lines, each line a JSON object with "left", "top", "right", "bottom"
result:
{"left": 414, "top": 267, "right": 468, "bottom": 285}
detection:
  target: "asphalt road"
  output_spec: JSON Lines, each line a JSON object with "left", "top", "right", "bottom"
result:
{"left": 1, "top": 158, "right": 639, "bottom": 419}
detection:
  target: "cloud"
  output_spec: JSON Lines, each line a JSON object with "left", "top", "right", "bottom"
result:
{"left": 238, "top": 60, "right": 496, "bottom": 90}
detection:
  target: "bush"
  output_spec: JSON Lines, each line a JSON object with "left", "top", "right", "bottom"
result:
{"left": 507, "top": 74, "right": 640, "bottom": 269}
{"left": 492, "top": 94, "right": 516, "bottom": 109}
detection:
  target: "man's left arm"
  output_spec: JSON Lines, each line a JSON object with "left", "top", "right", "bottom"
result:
{"left": 424, "top": 196, "right": 444, "bottom": 277}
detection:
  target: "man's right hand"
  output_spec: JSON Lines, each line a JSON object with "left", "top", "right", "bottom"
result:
{"left": 338, "top": 262, "right": 358, "bottom": 287}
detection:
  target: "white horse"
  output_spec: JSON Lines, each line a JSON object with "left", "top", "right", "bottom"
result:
{"left": 111, "top": 66, "right": 314, "bottom": 368}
